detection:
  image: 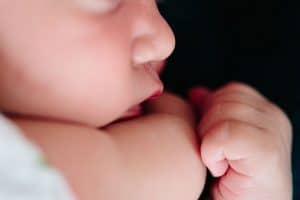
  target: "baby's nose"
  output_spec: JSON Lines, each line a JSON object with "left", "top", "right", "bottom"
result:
{"left": 131, "top": 5, "right": 175, "bottom": 65}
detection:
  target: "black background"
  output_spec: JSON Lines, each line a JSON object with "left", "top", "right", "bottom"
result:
{"left": 158, "top": 0, "right": 299, "bottom": 199}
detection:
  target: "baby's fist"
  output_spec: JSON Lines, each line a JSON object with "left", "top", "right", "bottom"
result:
{"left": 189, "top": 82, "right": 292, "bottom": 200}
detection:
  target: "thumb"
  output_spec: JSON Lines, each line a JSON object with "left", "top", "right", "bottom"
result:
{"left": 188, "top": 87, "right": 211, "bottom": 116}
{"left": 144, "top": 92, "right": 196, "bottom": 127}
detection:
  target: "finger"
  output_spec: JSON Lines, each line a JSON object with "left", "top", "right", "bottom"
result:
{"left": 211, "top": 168, "right": 255, "bottom": 200}
{"left": 201, "top": 119, "right": 271, "bottom": 178}
{"left": 188, "top": 82, "right": 267, "bottom": 116}
{"left": 188, "top": 87, "right": 211, "bottom": 115}
{"left": 144, "top": 92, "right": 196, "bottom": 127}
{"left": 197, "top": 83, "right": 275, "bottom": 137}
{"left": 213, "top": 82, "right": 267, "bottom": 102}
{"left": 208, "top": 90, "right": 267, "bottom": 113}
{"left": 198, "top": 100, "right": 274, "bottom": 137}
{"left": 198, "top": 86, "right": 290, "bottom": 140}
{"left": 202, "top": 82, "right": 269, "bottom": 116}
{"left": 219, "top": 167, "right": 255, "bottom": 192}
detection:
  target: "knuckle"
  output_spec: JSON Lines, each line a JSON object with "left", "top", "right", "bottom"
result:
{"left": 264, "top": 130, "right": 280, "bottom": 151}
{"left": 266, "top": 103, "right": 292, "bottom": 132}
{"left": 262, "top": 134, "right": 285, "bottom": 163}
{"left": 249, "top": 127, "right": 283, "bottom": 161}
{"left": 212, "top": 119, "right": 237, "bottom": 137}
{"left": 212, "top": 84, "right": 257, "bottom": 103}
{"left": 222, "top": 81, "right": 252, "bottom": 93}
{"left": 265, "top": 102, "right": 281, "bottom": 115}
{"left": 222, "top": 119, "right": 245, "bottom": 137}
{"left": 207, "top": 101, "right": 254, "bottom": 122}
{"left": 205, "top": 102, "right": 223, "bottom": 118}
{"left": 201, "top": 119, "right": 231, "bottom": 144}
{"left": 219, "top": 82, "right": 264, "bottom": 99}
{"left": 203, "top": 100, "right": 289, "bottom": 131}
{"left": 219, "top": 101, "right": 250, "bottom": 115}
{"left": 224, "top": 81, "right": 246, "bottom": 89}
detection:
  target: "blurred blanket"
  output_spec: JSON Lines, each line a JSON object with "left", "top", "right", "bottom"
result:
{"left": 0, "top": 114, "right": 75, "bottom": 200}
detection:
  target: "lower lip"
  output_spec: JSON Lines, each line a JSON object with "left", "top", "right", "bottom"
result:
{"left": 149, "top": 90, "right": 163, "bottom": 100}
{"left": 118, "top": 65, "right": 163, "bottom": 121}
{"left": 119, "top": 104, "right": 143, "bottom": 120}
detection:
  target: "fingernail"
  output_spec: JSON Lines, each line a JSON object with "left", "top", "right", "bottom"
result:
{"left": 188, "top": 87, "right": 211, "bottom": 106}
{"left": 188, "top": 87, "right": 211, "bottom": 99}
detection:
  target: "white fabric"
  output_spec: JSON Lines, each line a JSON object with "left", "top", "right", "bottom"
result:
{"left": 0, "top": 114, "right": 76, "bottom": 200}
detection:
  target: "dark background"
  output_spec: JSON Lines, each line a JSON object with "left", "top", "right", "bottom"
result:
{"left": 158, "top": 0, "right": 299, "bottom": 199}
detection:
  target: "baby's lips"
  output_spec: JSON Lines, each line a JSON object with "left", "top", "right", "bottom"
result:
{"left": 119, "top": 104, "right": 143, "bottom": 120}
{"left": 148, "top": 89, "right": 163, "bottom": 100}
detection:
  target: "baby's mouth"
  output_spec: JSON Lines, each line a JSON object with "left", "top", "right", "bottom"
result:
{"left": 118, "top": 89, "right": 163, "bottom": 121}
{"left": 117, "top": 62, "right": 164, "bottom": 121}
{"left": 119, "top": 104, "right": 143, "bottom": 120}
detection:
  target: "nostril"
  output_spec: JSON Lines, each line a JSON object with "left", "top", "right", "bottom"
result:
{"left": 132, "top": 37, "right": 156, "bottom": 65}
{"left": 131, "top": 35, "right": 174, "bottom": 66}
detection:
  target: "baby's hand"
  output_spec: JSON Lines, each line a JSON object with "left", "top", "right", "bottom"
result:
{"left": 189, "top": 82, "right": 292, "bottom": 200}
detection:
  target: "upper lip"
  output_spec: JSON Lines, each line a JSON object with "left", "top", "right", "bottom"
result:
{"left": 144, "top": 63, "right": 164, "bottom": 92}
{"left": 150, "top": 61, "right": 166, "bottom": 74}
{"left": 131, "top": 61, "right": 164, "bottom": 104}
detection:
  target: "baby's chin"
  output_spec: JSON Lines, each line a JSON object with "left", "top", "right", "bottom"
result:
{"left": 2, "top": 102, "right": 143, "bottom": 129}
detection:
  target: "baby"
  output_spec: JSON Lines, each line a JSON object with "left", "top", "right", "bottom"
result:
{"left": 0, "top": 0, "right": 292, "bottom": 199}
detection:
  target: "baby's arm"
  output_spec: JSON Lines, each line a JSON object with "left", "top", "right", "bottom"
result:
{"left": 12, "top": 93, "right": 206, "bottom": 200}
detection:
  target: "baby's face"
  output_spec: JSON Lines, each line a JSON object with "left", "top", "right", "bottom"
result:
{"left": 0, "top": 0, "right": 175, "bottom": 126}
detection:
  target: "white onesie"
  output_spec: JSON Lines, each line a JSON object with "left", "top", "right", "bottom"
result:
{"left": 0, "top": 114, "right": 75, "bottom": 200}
